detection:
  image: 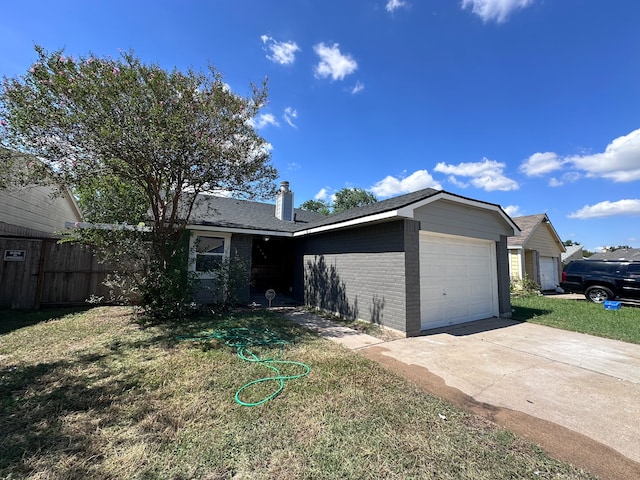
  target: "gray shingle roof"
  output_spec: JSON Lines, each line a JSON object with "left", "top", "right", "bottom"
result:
{"left": 587, "top": 248, "right": 640, "bottom": 261}
{"left": 294, "top": 188, "right": 441, "bottom": 230}
{"left": 189, "top": 195, "right": 324, "bottom": 233}
{"left": 188, "top": 188, "right": 511, "bottom": 235}
{"left": 507, "top": 214, "right": 547, "bottom": 247}
{"left": 561, "top": 244, "right": 583, "bottom": 262}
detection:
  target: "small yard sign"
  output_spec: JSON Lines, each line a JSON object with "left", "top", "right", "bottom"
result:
{"left": 265, "top": 289, "right": 276, "bottom": 308}
{"left": 4, "top": 250, "right": 26, "bottom": 262}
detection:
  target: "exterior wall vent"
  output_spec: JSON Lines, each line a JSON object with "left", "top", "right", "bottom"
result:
{"left": 275, "top": 181, "right": 294, "bottom": 221}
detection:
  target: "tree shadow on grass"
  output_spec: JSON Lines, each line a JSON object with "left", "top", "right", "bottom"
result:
{"left": 152, "top": 307, "right": 318, "bottom": 353}
{"left": 0, "top": 352, "right": 146, "bottom": 478}
{"left": 0, "top": 307, "right": 92, "bottom": 335}
{"left": 510, "top": 306, "right": 553, "bottom": 322}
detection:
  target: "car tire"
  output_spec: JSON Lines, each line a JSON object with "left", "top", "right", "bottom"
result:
{"left": 585, "top": 285, "right": 614, "bottom": 303}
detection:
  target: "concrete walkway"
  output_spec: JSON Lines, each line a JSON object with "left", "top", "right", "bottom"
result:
{"left": 285, "top": 310, "right": 640, "bottom": 477}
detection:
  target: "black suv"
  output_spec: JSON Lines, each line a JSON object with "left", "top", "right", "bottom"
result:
{"left": 561, "top": 260, "right": 640, "bottom": 303}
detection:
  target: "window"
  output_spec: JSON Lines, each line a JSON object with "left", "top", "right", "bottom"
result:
{"left": 627, "top": 263, "right": 640, "bottom": 276}
{"left": 191, "top": 234, "right": 229, "bottom": 274}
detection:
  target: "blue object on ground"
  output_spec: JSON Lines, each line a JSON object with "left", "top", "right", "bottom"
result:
{"left": 603, "top": 301, "right": 621, "bottom": 310}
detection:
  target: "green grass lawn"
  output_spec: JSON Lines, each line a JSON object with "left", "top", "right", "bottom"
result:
{"left": 511, "top": 295, "right": 640, "bottom": 344}
{"left": 0, "top": 306, "right": 595, "bottom": 479}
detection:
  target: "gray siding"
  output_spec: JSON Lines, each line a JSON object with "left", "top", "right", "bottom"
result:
{"left": 414, "top": 199, "right": 513, "bottom": 241}
{"left": 193, "top": 233, "right": 252, "bottom": 305}
{"left": 403, "top": 220, "right": 421, "bottom": 336}
{"left": 230, "top": 233, "right": 252, "bottom": 303}
{"left": 496, "top": 235, "right": 512, "bottom": 317}
{"left": 299, "top": 220, "right": 410, "bottom": 333}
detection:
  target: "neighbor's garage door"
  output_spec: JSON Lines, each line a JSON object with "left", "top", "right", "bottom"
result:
{"left": 420, "top": 232, "right": 498, "bottom": 330}
{"left": 539, "top": 256, "right": 558, "bottom": 291}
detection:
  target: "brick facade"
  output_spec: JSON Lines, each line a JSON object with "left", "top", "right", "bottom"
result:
{"left": 297, "top": 220, "right": 413, "bottom": 333}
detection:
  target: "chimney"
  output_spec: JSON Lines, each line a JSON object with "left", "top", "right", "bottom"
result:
{"left": 275, "top": 181, "right": 294, "bottom": 221}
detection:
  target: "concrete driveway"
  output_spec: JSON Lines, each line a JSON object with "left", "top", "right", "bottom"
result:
{"left": 286, "top": 310, "right": 640, "bottom": 479}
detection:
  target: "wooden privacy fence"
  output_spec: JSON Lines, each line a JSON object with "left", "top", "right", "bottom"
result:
{"left": 0, "top": 236, "right": 134, "bottom": 309}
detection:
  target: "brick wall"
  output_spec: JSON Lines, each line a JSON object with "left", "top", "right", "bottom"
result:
{"left": 298, "top": 219, "right": 415, "bottom": 333}
{"left": 496, "top": 235, "right": 512, "bottom": 317}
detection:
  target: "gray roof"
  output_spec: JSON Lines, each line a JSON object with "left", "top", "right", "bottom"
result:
{"left": 293, "top": 188, "right": 440, "bottom": 230}
{"left": 508, "top": 213, "right": 564, "bottom": 251}
{"left": 561, "top": 244, "right": 583, "bottom": 262}
{"left": 189, "top": 195, "right": 324, "bottom": 233}
{"left": 587, "top": 248, "right": 640, "bottom": 261}
{"left": 188, "top": 187, "right": 513, "bottom": 235}
{"left": 508, "top": 214, "right": 546, "bottom": 247}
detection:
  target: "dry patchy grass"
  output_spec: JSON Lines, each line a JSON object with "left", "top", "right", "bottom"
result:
{"left": 0, "top": 306, "right": 595, "bottom": 479}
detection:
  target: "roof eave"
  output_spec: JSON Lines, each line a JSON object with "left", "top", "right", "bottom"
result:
{"left": 186, "top": 224, "right": 294, "bottom": 237}
{"left": 293, "top": 210, "right": 400, "bottom": 237}
{"left": 397, "top": 191, "right": 521, "bottom": 236}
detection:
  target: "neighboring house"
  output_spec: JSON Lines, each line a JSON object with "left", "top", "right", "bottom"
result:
{"left": 0, "top": 152, "right": 83, "bottom": 238}
{"left": 0, "top": 154, "right": 86, "bottom": 308}
{"left": 561, "top": 244, "right": 583, "bottom": 264}
{"left": 507, "top": 214, "right": 565, "bottom": 291}
{"left": 188, "top": 181, "right": 520, "bottom": 336}
{"left": 587, "top": 248, "right": 640, "bottom": 261}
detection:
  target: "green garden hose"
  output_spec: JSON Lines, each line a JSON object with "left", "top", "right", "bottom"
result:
{"left": 178, "top": 326, "right": 310, "bottom": 407}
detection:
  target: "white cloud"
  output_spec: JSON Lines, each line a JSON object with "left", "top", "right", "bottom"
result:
{"left": 386, "top": 0, "right": 408, "bottom": 13}
{"left": 566, "top": 128, "right": 640, "bottom": 182}
{"left": 548, "top": 171, "right": 580, "bottom": 187}
{"left": 313, "top": 43, "right": 358, "bottom": 81}
{"left": 249, "top": 113, "right": 279, "bottom": 129}
{"left": 261, "top": 35, "right": 300, "bottom": 65}
{"left": 520, "top": 129, "right": 640, "bottom": 184}
{"left": 314, "top": 188, "right": 330, "bottom": 201}
{"left": 461, "top": 0, "right": 534, "bottom": 23}
{"left": 548, "top": 178, "right": 562, "bottom": 187}
{"left": 503, "top": 205, "right": 522, "bottom": 217}
{"left": 351, "top": 82, "right": 365, "bottom": 94}
{"left": 519, "top": 151, "right": 564, "bottom": 177}
{"left": 370, "top": 169, "right": 442, "bottom": 197}
{"left": 568, "top": 199, "right": 640, "bottom": 219}
{"left": 283, "top": 107, "right": 298, "bottom": 128}
{"left": 434, "top": 158, "right": 519, "bottom": 191}
{"left": 447, "top": 175, "right": 469, "bottom": 188}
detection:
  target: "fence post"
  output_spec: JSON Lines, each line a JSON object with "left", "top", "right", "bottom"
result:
{"left": 33, "top": 239, "right": 51, "bottom": 309}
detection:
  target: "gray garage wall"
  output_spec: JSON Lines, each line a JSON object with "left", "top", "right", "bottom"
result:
{"left": 496, "top": 235, "right": 512, "bottom": 318}
{"left": 296, "top": 219, "right": 420, "bottom": 334}
{"left": 413, "top": 199, "right": 514, "bottom": 241}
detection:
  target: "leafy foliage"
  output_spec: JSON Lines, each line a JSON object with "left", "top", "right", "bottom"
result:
{"left": 207, "top": 255, "right": 251, "bottom": 308}
{"left": 75, "top": 174, "right": 148, "bottom": 224}
{"left": 1, "top": 46, "right": 278, "bottom": 320}
{"left": 300, "top": 199, "right": 331, "bottom": 215}
{"left": 300, "top": 187, "right": 377, "bottom": 215}
{"left": 510, "top": 275, "right": 541, "bottom": 296}
{"left": 333, "top": 187, "right": 378, "bottom": 213}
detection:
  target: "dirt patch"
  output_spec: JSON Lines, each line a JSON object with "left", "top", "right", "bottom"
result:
{"left": 361, "top": 346, "right": 640, "bottom": 480}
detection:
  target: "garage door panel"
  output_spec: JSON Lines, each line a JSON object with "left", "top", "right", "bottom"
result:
{"left": 539, "top": 257, "right": 558, "bottom": 291}
{"left": 420, "top": 233, "right": 498, "bottom": 330}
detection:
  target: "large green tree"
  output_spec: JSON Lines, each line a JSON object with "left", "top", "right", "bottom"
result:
{"left": 332, "top": 187, "right": 378, "bottom": 213}
{"left": 0, "top": 46, "right": 278, "bottom": 318}
{"left": 300, "top": 199, "right": 331, "bottom": 216}
{"left": 300, "top": 188, "right": 378, "bottom": 215}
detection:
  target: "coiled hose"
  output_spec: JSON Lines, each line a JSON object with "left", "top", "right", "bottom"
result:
{"left": 178, "top": 326, "right": 310, "bottom": 407}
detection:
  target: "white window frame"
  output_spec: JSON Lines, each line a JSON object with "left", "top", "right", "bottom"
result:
{"left": 189, "top": 231, "right": 231, "bottom": 279}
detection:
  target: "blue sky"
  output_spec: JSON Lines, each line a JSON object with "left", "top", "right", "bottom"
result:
{"left": 2, "top": 0, "right": 639, "bottom": 251}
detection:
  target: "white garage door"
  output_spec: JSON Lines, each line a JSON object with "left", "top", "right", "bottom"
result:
{"left": 539, "top": 256, "right": 558, "bottom": 291}
{"left": 420, "top": 232, "right": 498, "bottom": 330}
